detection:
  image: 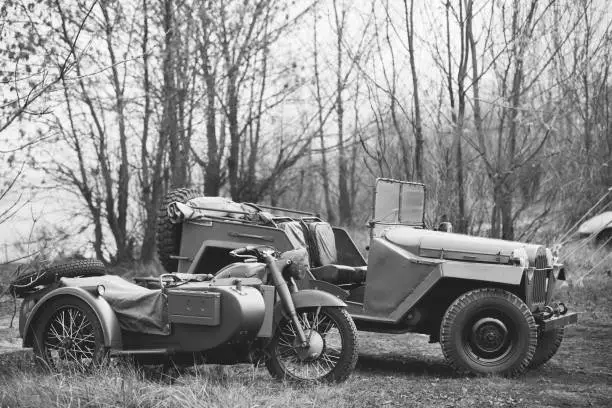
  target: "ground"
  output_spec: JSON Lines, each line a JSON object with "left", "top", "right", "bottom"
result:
{"left": 0, "top": 276, "right": 610, "bottom": 408}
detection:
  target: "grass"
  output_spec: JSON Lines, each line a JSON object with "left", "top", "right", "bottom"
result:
{"left": 0, "top": 243, "right": 611, "bottom": 407}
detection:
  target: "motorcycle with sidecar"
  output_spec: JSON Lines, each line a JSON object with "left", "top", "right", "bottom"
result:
{"left": 150, "top": 178, "right": 578, "bottom": 377}
{"left": 11, "top": 246, "right": 358, "bottom": 383}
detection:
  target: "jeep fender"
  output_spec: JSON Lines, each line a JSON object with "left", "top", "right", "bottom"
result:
{"left": 273, "top": 289, "right": 346, "bottom": 326}
{"left": 23, "top": 287, "right": 122, "bottom": 349}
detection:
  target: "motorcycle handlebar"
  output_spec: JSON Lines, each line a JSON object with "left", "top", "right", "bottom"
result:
{"left": 229, "top": 246, "right": 259, "bottom": 259}
{"left": 229, "top": 247, "right": 247, "bottom": 256}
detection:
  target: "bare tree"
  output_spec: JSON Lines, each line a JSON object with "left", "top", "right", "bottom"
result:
{"left": 402, "top": 0, "right": 424, "bottom": 182}
{"left": 313, "top": 5, "right": 336, "bottom": 223}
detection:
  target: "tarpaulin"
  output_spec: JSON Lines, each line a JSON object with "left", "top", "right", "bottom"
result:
{"left": 61, "top": 275, "right": 170, "bottom": 336}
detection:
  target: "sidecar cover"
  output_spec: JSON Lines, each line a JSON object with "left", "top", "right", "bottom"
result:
{"left": 60, "top": 275, "right": 169, "bottom": 335}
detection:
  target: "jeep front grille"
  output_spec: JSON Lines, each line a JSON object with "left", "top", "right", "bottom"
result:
{"left": 532, "top": 269, "right": 548, "bottom": 304}
{"left": 532, "top": 250, "right": 549, "bottom": 305}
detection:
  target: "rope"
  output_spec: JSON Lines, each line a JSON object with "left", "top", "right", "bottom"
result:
{"left": 555, "top": 189, "right": 612, "bottom": 246}
{"left": 576, "top": 250, "right": 612, "bottom": 286}
{"left": 573, "top": 233, "right": 612, "bottom": 286}
{"left": 560, "top": 228, "right": 602, "bottom": 261}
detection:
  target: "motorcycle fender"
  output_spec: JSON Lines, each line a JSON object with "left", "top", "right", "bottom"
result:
{"left": 23, "top": 287, "right": 122, "bottom": 349}
{"left": 273, "top": 289, "right": 346, "bottom": 327}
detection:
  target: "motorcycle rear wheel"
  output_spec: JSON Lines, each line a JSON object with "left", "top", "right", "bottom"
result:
{"left": 266, "top": 306, "right": 358, "bottom": 383}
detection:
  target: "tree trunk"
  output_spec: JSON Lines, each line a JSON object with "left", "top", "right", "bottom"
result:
{"left": 227, "top": 68, "right": 240, "bottom": 200}
{"left": 403, "top": 0, "right": 424, "bottom": 182}
{"left": 162, "top": 0, "right": 182, "bottom": 188}
{"left": 333, "top": 0, "right": 352, "bottom": 226}
{"left": 200, "top": 7, "right": 221, "bottom": 196}
{"left": 313, "top": 8, "right": 335, "bottom": 223}
{"left": 140, "top": 0, "right": 156, "bottom": 264}
{"left": 100, "top": 2, "right": 130, "bottom": 263}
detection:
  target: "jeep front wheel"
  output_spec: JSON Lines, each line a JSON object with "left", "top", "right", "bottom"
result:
{"left": 440, "top": 288, "right": 537, "bottom": 377}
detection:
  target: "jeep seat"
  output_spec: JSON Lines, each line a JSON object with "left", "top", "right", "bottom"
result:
{"left": 304, "top": 221, "right": 367, "bottom": 285}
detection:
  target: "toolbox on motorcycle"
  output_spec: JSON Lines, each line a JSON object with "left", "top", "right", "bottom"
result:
{"left": 166, "top": 289, "right": 221, "bottom": 326}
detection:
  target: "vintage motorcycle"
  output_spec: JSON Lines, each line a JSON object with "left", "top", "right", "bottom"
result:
{"left": 11, "top": 246, "right": 358, "bottom": 383}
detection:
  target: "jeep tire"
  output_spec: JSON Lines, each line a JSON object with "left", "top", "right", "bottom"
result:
{"left": 440, "top": 288, "right": 537, "bottom": 377}
{"left": 156, "top": 188, "right": 200, "bottom": 272}
{"left": 528, "top": 327, "right": 564, "bottom": 369}
{"left": 10, "top": 260, "right": 106, "bottom": 297}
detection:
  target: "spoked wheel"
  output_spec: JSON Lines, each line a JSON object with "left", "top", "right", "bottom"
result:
{"left": 266, "top": 307, "right": 358, "bottom": 383}
{"left": 33, "top": 297, "right": 106, "bottom": 372}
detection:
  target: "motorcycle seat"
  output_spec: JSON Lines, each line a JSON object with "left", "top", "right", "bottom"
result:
{"left": 310, "top": 264, "right": 367, "bottom": 285}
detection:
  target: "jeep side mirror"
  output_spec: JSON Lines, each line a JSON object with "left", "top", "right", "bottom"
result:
{"left": 438, "top": 221, "right": 453, "bottom": 232}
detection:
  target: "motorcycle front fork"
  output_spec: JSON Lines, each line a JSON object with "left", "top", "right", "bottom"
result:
{"left": 264, "top": 254, "right": 309, "bottom": 346}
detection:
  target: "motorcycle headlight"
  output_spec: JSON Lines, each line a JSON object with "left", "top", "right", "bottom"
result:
{"left": 285, "top": 261, "right": 308, "bottom": 280}
{"left": 280, "top": 248, "right": 310, "bottom": 280}
{"left": 510, "top": 247, "right": 529, "bottom": 268}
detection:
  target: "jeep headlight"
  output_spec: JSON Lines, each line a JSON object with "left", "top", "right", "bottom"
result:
{"left": 510, "top": 247, "right": 529, "bottom": 268}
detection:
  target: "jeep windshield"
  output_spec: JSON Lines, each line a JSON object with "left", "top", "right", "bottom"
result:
{"left": 372, "top": 178, "right": 425, "bottom": 235}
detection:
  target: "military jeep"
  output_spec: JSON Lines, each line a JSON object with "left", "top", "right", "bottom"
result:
{"left": 152, "top": 178, "right": 577, "bottom": 376}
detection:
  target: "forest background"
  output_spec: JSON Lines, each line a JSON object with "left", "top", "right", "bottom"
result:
{"left": 1, "top": 0, "right": 610, "bottom": 266}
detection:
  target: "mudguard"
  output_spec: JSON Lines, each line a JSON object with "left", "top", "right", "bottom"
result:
{"left": 22, "top": 287, "right": 122, "bottom": 349}
{"left": 273, "top": 289, "right": 346, "bottom": 326}
{"left": 364, "top": 238, "right": 526, "bottom": 322}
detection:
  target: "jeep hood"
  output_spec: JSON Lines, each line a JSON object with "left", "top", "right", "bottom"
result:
{"left": 384, "top": 226, "right": 543, "bottom": 266}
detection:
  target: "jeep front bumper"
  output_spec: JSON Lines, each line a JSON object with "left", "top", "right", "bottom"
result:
{"left": 540, "top": 312, "right": 578, "bottom": 331}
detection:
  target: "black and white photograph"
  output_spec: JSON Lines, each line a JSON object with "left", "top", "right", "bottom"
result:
{"left": 0, "top": 0, "right": 610, "bottom": 406}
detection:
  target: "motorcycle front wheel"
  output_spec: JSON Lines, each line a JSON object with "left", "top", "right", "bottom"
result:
{"left": 265, "top": 306, "right": 358, "bottom": 383}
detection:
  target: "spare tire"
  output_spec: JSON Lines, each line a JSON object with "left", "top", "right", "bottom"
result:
{"left": 156, "top": 188, "right": 201, "bottom": 272}
{"left": 10, "top": 260, "right": 106, "bottom": 297}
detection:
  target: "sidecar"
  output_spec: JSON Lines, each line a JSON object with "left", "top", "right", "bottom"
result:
{"left": 12, "top": 250, "right": 358, "bottom": 383}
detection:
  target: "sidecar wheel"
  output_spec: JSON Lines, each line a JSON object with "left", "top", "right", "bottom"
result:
{"left": 266, "top": 307, "right": 358, "bottom": 383}
{"left": 32, "top": 297, "right": 107, "bottom": 371}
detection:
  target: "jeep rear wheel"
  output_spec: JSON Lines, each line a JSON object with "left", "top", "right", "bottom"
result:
{"left": 156, "top": 188, "right": 200, "bottom": 272}
{"left": 528, "top": 328, "right": 564, "bottom": 369}
{"left": 440, "top": 288, "right": 537, "bottom": 377}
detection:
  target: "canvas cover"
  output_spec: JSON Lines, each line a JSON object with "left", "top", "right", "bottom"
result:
{"left": 307, "top": 222, "right": 337, "bottom": 267}
{"left": 60, "top": 275, "right": 169, "bottom": 336}
{"left": 277, "top": 221, "right": 308, "bottom": 249}
{"left": 167, "top": 196, "right": 247, "bottom": 223}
